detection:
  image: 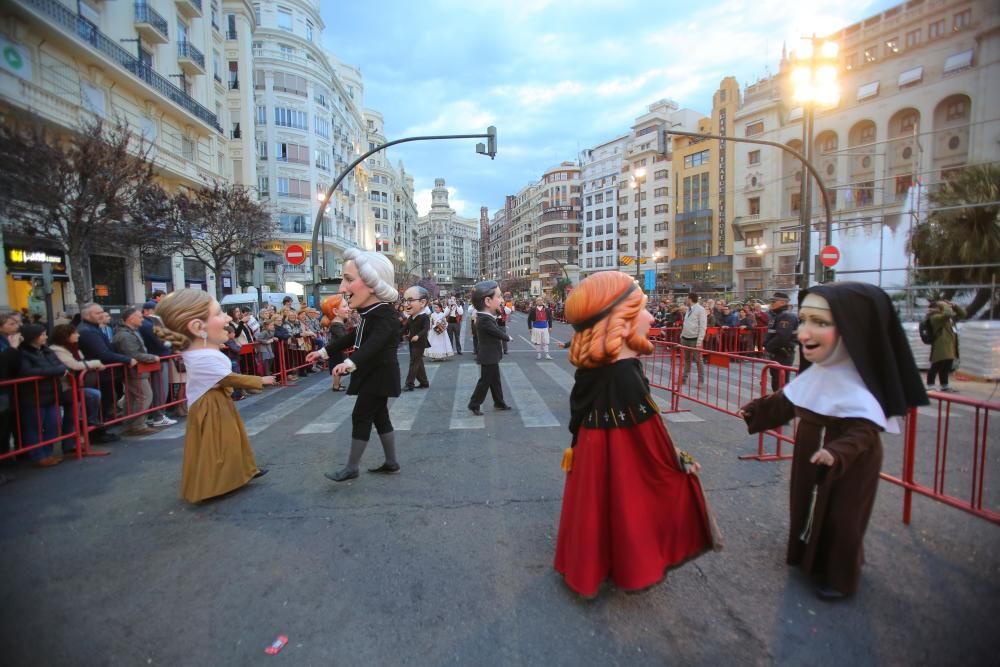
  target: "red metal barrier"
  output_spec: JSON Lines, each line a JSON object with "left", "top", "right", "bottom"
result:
{"left": 275, "top": 339, "right": 317, "bottom": 386}
{"left": 1, "top": 373, "right": 80, "bottom": 462}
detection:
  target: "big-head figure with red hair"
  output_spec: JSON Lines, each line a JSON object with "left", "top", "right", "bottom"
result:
{"left": 554, "top": 271, "right": 720, "bottom": 598}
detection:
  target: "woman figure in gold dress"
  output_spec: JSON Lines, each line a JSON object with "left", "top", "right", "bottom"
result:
{"left": 156, "top": 289, "right": 275, "bottom": 503}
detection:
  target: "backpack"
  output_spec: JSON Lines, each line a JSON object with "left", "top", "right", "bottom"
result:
{"left": 918, "top": 317, "right": 935, "bottom": 345}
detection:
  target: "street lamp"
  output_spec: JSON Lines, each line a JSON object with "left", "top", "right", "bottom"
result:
{"left": 754, "top": 242, "right": 767, "bottom": 296}
{"left": 791, "top": 35, "right": 839, "bottom": 287}
{"left": 631, "top": 167, "right": 647, "bottom": 280}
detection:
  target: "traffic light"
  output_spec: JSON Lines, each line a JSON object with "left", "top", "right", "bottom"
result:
{"left": 486, "top": 126, "right": 497, "bottom": 159}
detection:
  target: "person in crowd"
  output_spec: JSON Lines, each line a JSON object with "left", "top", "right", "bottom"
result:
{"left": 680, "top": 292, "right": 707, "bottom": 387}
{"left": 0, "top": 312, "right": 23, "bottom": 459}
{"left": 718, "top": 303, "right": 738, "bottom": 328}
{"left": 99, "top": 311, "right": 115, "bottom": 342}
{"left": 231, "top": 307, "right": 256, "bottom": 345}
{"left": 764, "top": 291, "right": 799, "bottom": 391}
{"left": 77, "top": 303, "right": 137, "bottom": 422}
{"left": 54, "top": 312, "right": 72, "bottom": 327}
{"left": 737, "top": 305, "right": 756, "bottom": 354}
{"left": 151, "top": 290, "right": 166, "bottom": 303}
{"left": 305, "top": 249, "right": 401, "bottom": 482}
{"left": 753, "top": 301, "right": 769, "bottom": 327}
{"left": 323, "top": 295, "right": 352, "bottom": 392}
{"left": 401, "top": 287, "right": 432, "bottom": 389}
{"left": 926, "top": 300, "right": 966, "bottom": 392}
{"left": 48, "top": 324, "right": 118, "bottom": 446}
{"left": 555, "top": 271, "right": 720, "bottom": 598}
{"left": 466, "top": 298, "right": 479, "bottom": 356}
{"left": 271, "top": 313, "right": 296, "bottom": 384}
{"left": 444, "top": 297, "right": 463, "bottom": 355}
{"left": 112, "top": 307, "right": 161, "bottom": 436}
{"left": 140, "top": 301, "right": 177, "bottom": 427}
{"left": 527, "top": 297, "right": 554, "bottom": 360}
{"left": 256, "top": 318, "right": 277, "bottom": 379}
{"left": 284, "top": 311, "right": 310, "bottom": 378}
{"left": 426, "top": 301, "right": 455, "bottom": 362}
{"left": 467, "top": 280, "right": 513, "bottom": 416}
{"left": 16, "top": 323, "right": 67, "bottom": 466}
{"left": 221, "top": 325, "right": 247, "bottom": 401}
{"left": 154, "top": 289, "right": 272, "bottom": 503}
{"left": 495, "top": 296, "right": 512, "bottom": 355}
{"left": 740, "top": 283, "right": 927, "bottom": 600}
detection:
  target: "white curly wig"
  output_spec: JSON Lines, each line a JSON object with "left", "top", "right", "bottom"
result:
{"left": 343, "top": 248, "right": 398, "bottom": 302}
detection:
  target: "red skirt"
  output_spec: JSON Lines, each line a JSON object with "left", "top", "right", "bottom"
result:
{"left": 554, "top": 418, "right": 716, "bottom": 597}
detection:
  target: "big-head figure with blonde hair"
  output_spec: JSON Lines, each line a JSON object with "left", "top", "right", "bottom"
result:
{"left": 554, "top": 271, "right": 719, "bottom": 599}
{"left": 154, "top": 289, "right": 273, "bottom": 503}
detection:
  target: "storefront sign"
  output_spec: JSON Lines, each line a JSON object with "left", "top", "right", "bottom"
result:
{"left": 151, "top": 281, "right": 168, "bottom": 292}
{"left": 6, "top": 246, "right": 67, "bottom": 275}
{"left": 223, "top": 277, "right": 232, "bottom": 288}
{"left": 94, "top": 284, "right": 109, "bottom": 297}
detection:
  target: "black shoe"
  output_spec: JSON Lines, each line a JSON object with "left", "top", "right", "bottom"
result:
{"left": 815, "top": 585, "right": 847, "bottom": 601}
{"left": 324, "top": 468, "right": 359, "bottom": 482}
{"left": 90, "top": 431, "right": 120, "bottom": 444}
{"left": 404, "top": 386, "right": 415, "bottom": 392}
{"left": 252, "top": 468, "right": 268, "bottom": 479}
{"left": 368, "top": 462, "right": 401, "bottom": 474}
{"left": 494, "top": 404, "right": 512, "bottom": 410}
{"left": 469, "top": 406, "right": 483, "bottom": 416}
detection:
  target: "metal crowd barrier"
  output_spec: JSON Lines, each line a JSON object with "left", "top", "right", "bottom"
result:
{"left": 0, "top": 374, "right": 81, "bottom": 461}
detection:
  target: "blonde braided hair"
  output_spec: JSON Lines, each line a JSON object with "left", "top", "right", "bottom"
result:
{"left": 566, "top": 271, "right": 653, "bottom": 369}
{"left": 153, "top": 288, "right": 214, "bottom": 352}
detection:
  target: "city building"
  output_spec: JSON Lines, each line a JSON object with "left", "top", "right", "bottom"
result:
{"left": 732, "top": 0, "right": 999, "bottom": 298}
{"left": 579, "top": 134, "right": 629, "bottom": 278}
{"left": 0, "top": 0, "right": 245, "bottom": 310}
{"left": 416, "top": 178, "right": 479, "bottom": 295}
{"left": 505, "top": 182, "right": 538, "bottom": 287}
{"left": 252, "top": 0, "right": 367, "bottom": 290}
{"left": 671, "top": 77, "right": 740, "bottom": 293}
{"left": 534, "top": 161, "right": 582, "bottom": 291}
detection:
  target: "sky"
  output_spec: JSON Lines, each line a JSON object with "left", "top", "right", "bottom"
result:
{"left": 320, "top": 0, "right": 901, "bottom": 218}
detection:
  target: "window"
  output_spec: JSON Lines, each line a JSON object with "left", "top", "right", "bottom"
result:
{"left": 275, "top": 142, "right": 308, "bottom": 164}
{"left": 929, "top": 18, "right": 945, "bottom": 40}
{"left": 227, "top": 13, "right": 236, "bottom": 39}
{"left": 745, "top": 231, "right": 763, "bottom": 247}
{"left": 854, "top": 181, "right": 875, "bottom": 206}
{"left": 654, "top": 187, "right": 669, "bottom": 197}
{"left": 274, "top": 107, "right": 307, "bottom": 130}
{"left": 272, "top": 71, "right": 306, "bottom": 95}
{"left": 748, "top": 150, "right": 760, "bottom": 165}
{"left": 315, "top": 117, "right": 330, "bottom": 138}
{"left": 654, "top": 204, "right": 668, "bottom": 214}
{"left": 585, "top": 196, "right": 592, "bottom": 206}
{"left": 211, "top": 0, "right": 219, "bottom": 29}
{"left": 606, "top": 206, "right": 613, "bottom": 218}
{"left": 257, "top": 176, "right": 269, "bottom": 197}
{"left": 885, "top": 36, "right": 899, "bottom": 55}
{"left": 844, "top": 51, "right": 858, "bottom": 70}
{"left": 279, "top": 44, "right": 294, "bottom": 58}
{"left": 790, "top": 192, "right": 801, "bottom": 213}
{"left": 905, "top": 28, "right": 921, "bottom": 48}
{"left": 946, "top": 99, "right": 967, "bottom": 121}
{"left": 253, "top": 3, "right": 260, "bottom": 26}
{"left": 228, "top": 61, "right": 239, "bottom": 89}
{"left": 595, "top": 209, "right": 604, "bottom": 220}
{"left": 306, "top": 20, "right": 314, "bottom": 41}
{"left": 213, "top": 50, "right": 222, "bottom": 81}
{"left": 278, "top": 7, "right": 293, "bottom": 31}
{"left": 953, "top": 9, "right": 971, "bottom": 31}
{"left": 256, "top": 140, "right": 267, "bottom": 159}
{"left": 684, "top": 149, "right": 710, "bottom": 168}
{"left": 748, "top": 197, "right": 760, "bottom": 215}
{"left": 654, "top": 169, "right": 668, "bottom": 180}
{"left": 256, "top": 105, "right": 266, "bottom": 125}
{"left": 594, "top": 193, "right": 603, "bottom": 204}
{"left": 595, "top": 257, "right": 604, "bottom": 268}
{"left": 253, "top": 69, "right": 265, "bottom": 90}
{"left": 682, "top": 173, "right": 710, "bottom": 212}
{"left": 820, "top": 135, "right": 837, "bottom": 153}
{"left": 864, "top": 44, "right": 878, "bottom": 63}
{"left": 745, "top": 121, "right": 764, "bottom": 136}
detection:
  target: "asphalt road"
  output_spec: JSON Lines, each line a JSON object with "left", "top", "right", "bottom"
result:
{"left": 1, "top": 313, "right": 997, "bottom": 666}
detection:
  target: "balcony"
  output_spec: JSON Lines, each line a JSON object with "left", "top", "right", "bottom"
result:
{"left": 177, "top": 40, "right": 205, "bottom": 75}
{"left": 133, "top": 2, "right": 168, "bottom": 45}
{"left": 13, "top": 0, "right": 222, "bottom": 134}
{"left": 175, "top": 0, "right": 202, "bottom": 19}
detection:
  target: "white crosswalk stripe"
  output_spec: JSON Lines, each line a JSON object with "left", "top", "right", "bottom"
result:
{"left": 450, "top": 363, "right": 485, "bottom": 430}
{"left": 389, "top": 365, "right": 440, "bottom": 430}
{"left": 295, "top": 393, "right": 357, "bottom": 434}
{"left": 500, "top": 362, "right": 560, "bottom": 427}
{"left": 245, "top": 379, "right": 334, "bottom": 436}
{"left": 537, "top": 361, "right": 575, "bottom": 388}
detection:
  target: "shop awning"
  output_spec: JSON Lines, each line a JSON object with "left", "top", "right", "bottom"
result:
{"left": 897, "top": 66, "right": 923, "bottom": 87}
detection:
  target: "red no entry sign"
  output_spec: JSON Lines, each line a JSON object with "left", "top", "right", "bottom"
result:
{"left": 285, "top": 244, "right": 306, "bottom": 265}
{"left": 820, "top": 245, "right": 840, "bottom": 268}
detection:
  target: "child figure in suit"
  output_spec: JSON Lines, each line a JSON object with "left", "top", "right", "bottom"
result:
{"left": 467, "top": 280, "right": 513, "bottom": 416}
{"left": 402, "top": 286, "right": 431, "bottom": 390}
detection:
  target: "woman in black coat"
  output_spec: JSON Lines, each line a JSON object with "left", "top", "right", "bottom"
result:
{"left": 307, "top": 249, "right": 401, "bottom": 482}
{"left": 17, "top": 324, "right": 68, "bottom": 466}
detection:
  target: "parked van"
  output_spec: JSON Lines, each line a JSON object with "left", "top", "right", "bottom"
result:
{"left": 220, "top": 292, "right": 300, "bottom": 315}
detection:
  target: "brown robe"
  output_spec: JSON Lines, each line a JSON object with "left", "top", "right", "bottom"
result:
{"left": 742, "top": 390, "right": 883, "bottom": 595}
{"left": 180, "top": 374, "right": 263, "bottom": 503}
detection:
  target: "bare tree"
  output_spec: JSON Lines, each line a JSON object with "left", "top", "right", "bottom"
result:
{"left": 164, "top": 182, "right": 275, "bottom": 300}
{"left": 0, "top": 118, "right": 168, "bottom": 306}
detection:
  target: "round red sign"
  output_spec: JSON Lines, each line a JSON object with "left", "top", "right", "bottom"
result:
{"left": 285, "top": 244, "right": 306, "bottom": 266}
{"left": 819, "top": 245, "right": 840, "bottom": 268}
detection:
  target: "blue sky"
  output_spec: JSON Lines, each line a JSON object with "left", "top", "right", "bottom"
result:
{"left": 320, "top": 0, "right": 899, "bottom": 218}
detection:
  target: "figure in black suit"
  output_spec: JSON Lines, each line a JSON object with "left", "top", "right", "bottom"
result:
{"left": 402, "top": 286, "right": 431, "bottom": 390}
{"left": 467, "top": 280, "right": 514, "bottom": 416}
{"left": 307, "top": 249, "right": 401, "bottom": 482}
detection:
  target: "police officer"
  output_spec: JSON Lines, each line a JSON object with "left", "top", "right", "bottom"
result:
{"left": 764, "top": 291, "right": 798, "bottom": 391}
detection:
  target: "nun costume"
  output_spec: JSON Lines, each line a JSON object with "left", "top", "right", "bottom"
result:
{"left": 740, "top": 283, "right": 928, "bottom": 599}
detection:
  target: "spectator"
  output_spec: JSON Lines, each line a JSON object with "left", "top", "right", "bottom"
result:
{"left": 140, "top": 301, "right": 177, "bottom": 427}
{"left": 48, "top": 324, "right": 119, "bottom": 445}
{"left": 271, "top": 314, "right": 296, "bottom": 383}
{"left": 927, "top": 300, "right": 966, "bottom": 392}
{"left": 99, "top": 311, "right": 114, "bottom": 341}
{"left": 77, "top": 303, "right": 136, "bottom": 422}
{"left": 679, "top": 293, "right": 707, "bottom": 386}
{"left": 718, "top": 304, "right": 738, "bottom": 328}
{"left": 222, "top": 325, "right": 246, "bottom": 401}
{"left": 151, "top": 290, "right": 166, "bottom": 303}
{"left": 17, "top": 323, "right": 66, "bottom": 466}
{"left": 0, "top": 312, "right": 23, "bottom": 458}
{"left": 112, "top": 307, "right": 160, "bottom": 436}
{"left": 256, "top": 318, "right": 277, "bottom": 378}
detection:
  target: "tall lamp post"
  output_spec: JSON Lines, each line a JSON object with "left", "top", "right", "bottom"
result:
{"left": 791, "top": 36, "right": 840, "bottom": 287}
{"left": 631, "top": 167, "right": 647, "bottom": 280}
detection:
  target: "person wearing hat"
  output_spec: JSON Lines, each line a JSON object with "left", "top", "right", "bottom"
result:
{"left": 764, "top": 291, "right": 798, "bottom": 391}
{"left": 740, "top": 283, "right": 928, "bottom": 600}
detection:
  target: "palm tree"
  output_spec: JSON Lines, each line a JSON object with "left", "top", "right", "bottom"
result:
{"left": 908, "top": 164, "right": 1000, "bottom": 319}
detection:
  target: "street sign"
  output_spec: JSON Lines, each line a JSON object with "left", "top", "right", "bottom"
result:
{"left": 819, "top": 245, "right": 840, "bottom": 268}
{"left": 285, "top": 244, "right": 306, "bottom": 265}
{"left": 644, "top": 269, "right": 656, "bottom": 293}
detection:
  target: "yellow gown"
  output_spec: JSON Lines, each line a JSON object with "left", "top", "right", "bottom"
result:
{"left": 180, "top": 374, "right": 263, "bottom": 503}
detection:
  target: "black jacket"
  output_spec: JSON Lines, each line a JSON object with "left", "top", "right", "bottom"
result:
{"left": 18, "top": 345, "right": 67, "bottom": 407}
{"left": 326, "top": 302, "right": 401, "bottom": 398}
{"left": 765, "top": 306, "right": 798, "bottom": 357}
{"left": 140, "top": 316, "right": 171, "bottom": 356}
{"left": 474, "top": 312, "right": 510, "bottom": 365}
{"left": 78, "top": 320, "right": 131, "bottom": 365}
{"left": 404, "top": 312, "right": 431, "bottom": 350}
{"left": 527, "top": 306, "right": 553, "bottom": 330}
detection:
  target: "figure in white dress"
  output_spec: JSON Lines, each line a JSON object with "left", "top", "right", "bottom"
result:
{"left": 425, "top": 303, "right": 455, "bottom": 361}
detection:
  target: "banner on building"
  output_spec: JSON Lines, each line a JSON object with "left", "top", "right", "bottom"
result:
{"left": 0, "top": 37, "right": 32, "bottom": 81}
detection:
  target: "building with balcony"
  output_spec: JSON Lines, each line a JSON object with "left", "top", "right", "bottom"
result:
{"left": 0, "top": 0, "right": 237, "bottom": 311}
{"left": 670, "top": 77, "right": 740, "bottom": 293}
{"left": 251, "top": 0, "right": 367, "bottom": 290}
{"left": 731, "top": 0, "right": 999, "bottom": 298}
{"left": 579, "top": 134, "right": 628, "bottom": 278}
{"left": 416, "top": 178, "right": 479, "bottom": 296}
{"left": 534, "top": 162, "right": 582, "bottom": 290}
